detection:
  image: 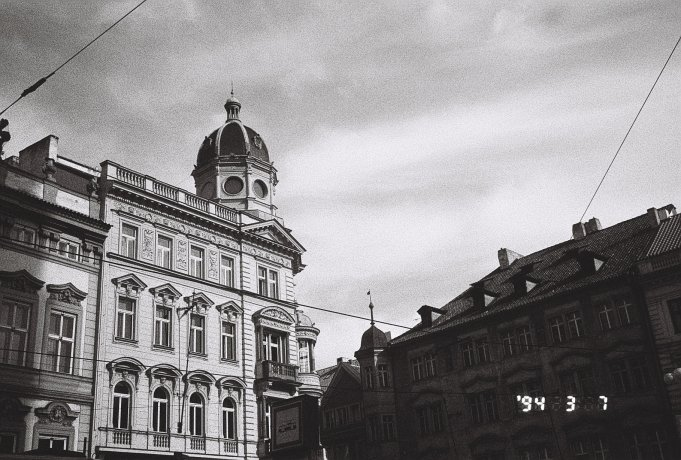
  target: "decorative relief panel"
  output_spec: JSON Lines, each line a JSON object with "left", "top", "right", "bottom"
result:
{"left": 176, "top": 240, "right": 188, "bottom": 271}
{"left": 35, "top": 402, "right": 77, "bottom": 427}
{"left": 46, "top": 283, "right": 87, "bottom": 305}
{"left": 142, "top": 228, "right": 154, "bottom": 261}
{"left": 208, "top": 250, "right": 219, "bottom": 280}
{"left": 243, "top": 244, "right": 291, "bottom": 268}
{"left": 0, "top": 270, "right": 45, "bottom": 293}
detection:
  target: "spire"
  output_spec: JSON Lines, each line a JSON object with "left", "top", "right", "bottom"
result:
{"left": 224, "top": 86, "right": 241, "bottom": 121}
{"left": 368, "top": 290, "right": 374, "bottom": 326}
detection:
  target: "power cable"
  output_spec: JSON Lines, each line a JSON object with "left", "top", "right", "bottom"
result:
{"left": 579, "top": 33, "right": 681, "bottom": 222}
{"left": 0, "top": 0, "right": 150, "bottom": 117}
{"left": 0, "top": 234, "right": 671, "bottom": 357}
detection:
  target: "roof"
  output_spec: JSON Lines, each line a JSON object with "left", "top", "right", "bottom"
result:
{"left": 196, "top": 122, "right": 269, "bottom": 168}
{"left": 392, "top": 211, "right": 659, "bottom": 345}
{"left": 318, "top": 360, "right": 360, "bottom": 393}
{"left": 646, "top": 213, "right": 681, "bottom": 257}
{"left": 359, "top": 325, "right": 388, "bottom": 350}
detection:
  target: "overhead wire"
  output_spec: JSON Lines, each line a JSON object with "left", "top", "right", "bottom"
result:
{"left": 0, "top": 233, "right": 672, "bottom": 357}
{"left": 0, "top": 0, "right": 150, "bottom": 117}
{"left": 578, "top": 33, "right": 681, "bottom": 222}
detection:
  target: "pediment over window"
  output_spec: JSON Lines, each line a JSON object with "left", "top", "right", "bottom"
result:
{"left": 253, "top": 306, "right": 295, "bottom": 325}
{"left": 46, "top": 283, "right": 87, "bottom": 305}
{"left": 149, "top": 283, "right": 182, "bottom": 305}
{"left": 106, "top": 357, "right": 145, "bottom": 388}
{"left": 501, "top": 364, "right": 541, "bottom": 381}
{"left": 147, "top": 364, "right": 182, "bottom": 380}
{"left": 0, "top": 270, "right": 44, "bottom": 293}
{"left": 216, "top": 300, "right": 242, "bottom": 318}
{"left": 111, "top": 273, "right": 147, "bottom": 297}
{"left": 185, "top": 370, "right": 216, "bottom": 385}
{"left": 184, "top": 292, "right": 214, "bottom": 313}
{"left": 243, "top": 220, "right": 305, "bottom": 252}
{"left": 35, "top": 401, "right": 78, "bottom": 427}
{"left": 460, "top": 374, "right": 497, "bottom": 391}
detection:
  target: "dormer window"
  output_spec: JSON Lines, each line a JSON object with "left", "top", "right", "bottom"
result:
{"left": 576, "top": 250, "right": 607, "bottom": 275}
{"left": 511, "top": 274, "right": 539, "bottom": 296}
{"left": 470, "top": 282, "right": 498, "bottom": 308}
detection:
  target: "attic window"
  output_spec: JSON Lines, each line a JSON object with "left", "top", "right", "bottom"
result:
{"left": 576, "top": 250, "right": 607, "bottom": 275}
{"left": 470, "top": 283, "right": 498, "bottom": 309}
{"left": 511, "top": 275, "right": 539, "bottom": 296}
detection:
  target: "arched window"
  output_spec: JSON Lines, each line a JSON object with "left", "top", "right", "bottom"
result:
{"left": 222, "top": 398, "right": 236, "bottom": 439}
{"left": 112, "top": 382, "right": 131, "bottom": 429}
{"left": 152, "top": 387, "right": 169, "bottom": 432}
{"left": 189, "top": 393, "right": 204, "bottom": 436}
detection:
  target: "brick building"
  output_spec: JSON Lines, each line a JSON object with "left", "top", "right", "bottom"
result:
{"left": 353, "top": 207, "right": 681, "bottom": 460}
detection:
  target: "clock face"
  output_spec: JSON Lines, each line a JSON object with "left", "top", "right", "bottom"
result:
{"left": 223, "top": 176, "right": 244, "bottom": 195}
{"left": 253, "top": 179, "right": 268, "bottom": 199}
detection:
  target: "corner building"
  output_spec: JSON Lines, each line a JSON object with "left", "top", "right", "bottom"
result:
{"left": 88, "top": 95, "right": 321, "bottom": 459}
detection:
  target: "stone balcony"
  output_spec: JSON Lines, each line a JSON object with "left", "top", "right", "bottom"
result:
{"left": 256, "top": 360, "right": 299, "bottom": 384}
{"left": 99, "top": 428, "right": 239, "bottom": 456}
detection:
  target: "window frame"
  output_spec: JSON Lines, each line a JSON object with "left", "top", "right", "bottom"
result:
{"left": 257, "top": 265, "right": 280, "bottom": 299}
{"left": 153, "top": 304, "right": 173, "bottom": 349}
{"left": 0, "top": 298, "right": 31, "bottom": 366}
{"left": 115, "top": 297, "right": 137, "bottom": 342}
{"left": 156, "top": 234, "right": 173, "bottom": 270}
{"left": 189, "top": 245, "right": 205, "bottom": 279}
{"left": 188, "top": 313, "right": 206, "bottom": 355}
{"left": 261, "top": 328, "right": 287, "bottom": 363}
{"left": 188, "top": 393, "right": 204, "bottom": 436}
{"left": 377, "top": 364, "right": 390, "bottom": 388}
{"left": 222, "top": 398, "right": 237, "bottom": 440}
{"left": 112, "top": 382, "right": 131, "bottom": 429}
{"left": 120, "top": 222, "right": 138, "bottom": 259}
{"left": 220, "top": 254, "right": 235, "bottom": 288}
{"left": 221, "top": 319, "right": 236, "bottom": 362}
{"left": 151, "top": 387, "right": 170, "bottom": 433}
{"left": 57, "top": 238, "right": 80, "bottom": 262}
{"left": 45, "top": 311, "right": 76, "bottom": 374}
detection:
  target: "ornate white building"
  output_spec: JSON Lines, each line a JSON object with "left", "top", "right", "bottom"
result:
{"left": 0, "top": 94, "right": 321, "bottom": 460}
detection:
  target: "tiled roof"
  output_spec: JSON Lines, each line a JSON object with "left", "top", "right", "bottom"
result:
{"left": 646, "top": 213, "right": 681, "bottom": 257}
{"left": 318, "top": 362, "right": 360, "bottom": 393}
{"left": 391, "top": 212, "right": 659, "bottom": 345}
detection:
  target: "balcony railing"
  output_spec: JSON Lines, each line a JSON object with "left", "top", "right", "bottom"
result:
{"left": 105, "top": 162, "right": 239, "bottom": 224}
{"left": 99, "top": 428, "right": 239, "bottom": 456}
{"left": 257, "top": 360, "right": 299, "bottom": 383}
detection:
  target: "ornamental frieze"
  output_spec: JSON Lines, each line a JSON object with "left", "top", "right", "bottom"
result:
{"left": 142, "top": 228, "right": 154, "bottom": 261}
{"left": 111, "top": 201, "right": 238, "bottom": 250}
{"left": 242, "top": 244, "right": 291, "bottom": 268}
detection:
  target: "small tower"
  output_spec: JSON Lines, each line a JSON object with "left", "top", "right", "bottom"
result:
{"left": 355, "top": 300, "right": 399, "bottom": 458}
{"left": 192, "top": 93, "right": 278, "bottom": 218}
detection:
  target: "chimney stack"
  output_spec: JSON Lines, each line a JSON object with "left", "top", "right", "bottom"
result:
{"left": 584, "top": 218, "right": 602, "bottom": 235}
{"left": 498, "top": 248, "right": 523, "bottom": 268}
{"left": 572, "top": 222, "right": 586, "bottom": 239}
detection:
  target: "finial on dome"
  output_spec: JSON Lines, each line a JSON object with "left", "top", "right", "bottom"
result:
{"left": 224, "top": 85, "right": 241, "bottom": 121}
{"left": 368, "top": 290, "right": 374, "bottom": 326}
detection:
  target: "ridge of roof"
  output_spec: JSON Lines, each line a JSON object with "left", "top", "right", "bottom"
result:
{"left": 391, "top": 211, "right": 656, "bottom": 345}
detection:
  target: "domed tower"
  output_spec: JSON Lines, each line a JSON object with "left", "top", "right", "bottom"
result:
{"left": 192, "top": 93, "right": 278, "bottom": 217}
{"left": 355, "top": 301, "right": 398, "bottom": 457}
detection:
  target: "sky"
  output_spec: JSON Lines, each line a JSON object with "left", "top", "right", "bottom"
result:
{"left": 1, "top": 0, "right": 680, "bottom": 368}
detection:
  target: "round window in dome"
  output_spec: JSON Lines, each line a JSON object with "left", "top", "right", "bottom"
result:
{"left": 223, "top": 177, "right": 244, "bottom": 195}
{"left": 253, "top": 180, "right": 268, "bottom": 199}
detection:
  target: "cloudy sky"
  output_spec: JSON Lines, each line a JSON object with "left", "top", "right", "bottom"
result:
{"left": 1, "top": 0, "right": 680, "bottom": 367}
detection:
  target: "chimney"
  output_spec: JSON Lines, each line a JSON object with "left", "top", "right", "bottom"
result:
{"left": 658, "top": 204, "right": 677, "bottom": 221}
{"left": 572, "top": 222, "right": 586, "bottom": 239}
{"left": 18, "top": 135, "right": 59, "bottom": 179}
{"left": 498, "top": 248, "right": 523, "bottom": 268}
{"left": 647, "top": 207, "right": 660, "bottom": 227}
{"left": 417, "top": 305, "right": 445, "bottom": 328}
{"left": 584, "top": 218, "right": 602, "bottom": 235}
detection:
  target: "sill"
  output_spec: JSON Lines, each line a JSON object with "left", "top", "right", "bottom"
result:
{"left": 188, "top": 352, "right": 208, "bottom": 360}
{"left": 114, "top": 337, "right": 139, "bottom": 346}
{"left": 152, "top": 345, "right": 175, "bottom": 353}
{"left": 221, "top": 358, "right": 239, "bottom": 365}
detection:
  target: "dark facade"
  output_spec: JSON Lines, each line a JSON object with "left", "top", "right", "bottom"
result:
{"left": 352, "top": 206, "right": 681, "bottom": 460}
{"left": 319, "top": 359, "right": 364, "bottom": 460}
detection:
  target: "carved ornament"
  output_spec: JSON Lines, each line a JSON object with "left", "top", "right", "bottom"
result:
{"left": 46, "top": 283, "right": 87, "bottom": 305}
{"left": 142, "top": 228, "right": 154, "bottom": 261}
{"left": 0, "top": 270, "right": 45, "bottom": 293}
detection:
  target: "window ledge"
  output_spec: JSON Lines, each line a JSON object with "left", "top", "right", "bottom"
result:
{"left": 220, "top": 358, "right": 239, "bottom": 364}
{"left": 188, "top": 352, "right": 208, "bottom": 360}
{"left": 152, "top": 345, "right": 175, "bottom": 353}
{"left": 114, "top": 337, "right": 139, "bottom": 346}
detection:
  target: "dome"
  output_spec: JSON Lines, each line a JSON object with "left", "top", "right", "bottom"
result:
{"left": 195, "top": 95, "right": 270, "bottom": 170}
{"left": 296, "top": 310, "right": 314, "bottom": 327}
{"left": 359, "top": 325, "right": 388, "bottom": 350}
